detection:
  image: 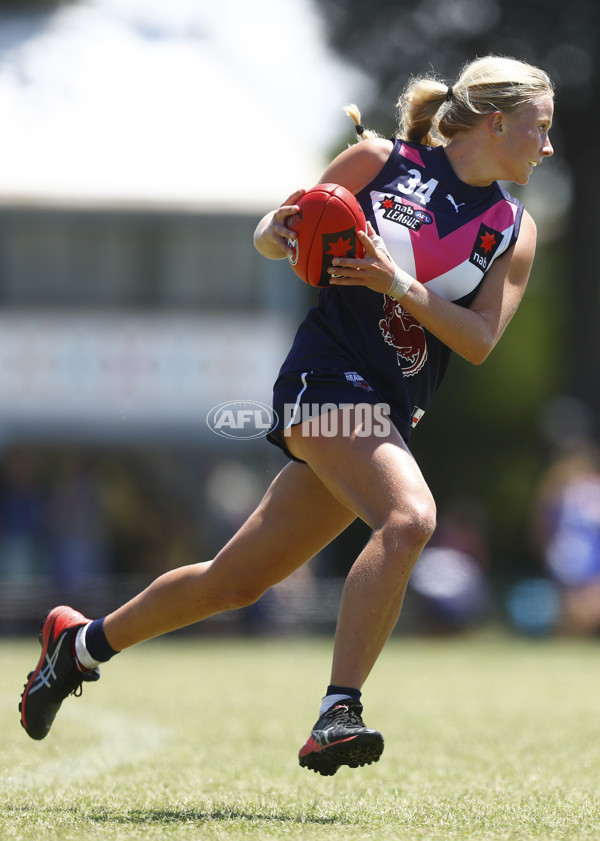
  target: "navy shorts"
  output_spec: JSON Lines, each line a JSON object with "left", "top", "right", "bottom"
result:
{"left": 267, "top": 368, "right": 394, "bottom": 462}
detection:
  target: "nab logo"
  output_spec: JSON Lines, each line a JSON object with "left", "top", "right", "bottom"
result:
{"left": 318, "top": 227, "right": 358, "bottom": 286}
{"left": 470, "top": 223, "right": 503, "bottom": 271}
{"left": 207, "top": 401, "right": 277, "bottom": 440}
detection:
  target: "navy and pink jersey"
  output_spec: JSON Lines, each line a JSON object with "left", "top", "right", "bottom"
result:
{"left": 273, "top": 139, "right": 525, "bottom": 441}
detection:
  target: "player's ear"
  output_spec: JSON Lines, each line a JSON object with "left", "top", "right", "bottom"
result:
{"left": 488, "top": 111, "right": 505, "bottom": 138}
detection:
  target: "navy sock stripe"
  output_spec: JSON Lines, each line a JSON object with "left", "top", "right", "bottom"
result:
{"left": 85, "top": 617, "right": 119, "bottom": 662}
{"left": 326, "top": 684, "right": 361, "bottom": 701}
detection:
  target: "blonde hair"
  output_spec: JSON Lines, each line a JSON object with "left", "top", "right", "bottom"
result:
{"left": 345, "top": 55, "right": 554, "bottom": 147}
{"left": 343, "top": 103, "right": 383, "bottom": 141}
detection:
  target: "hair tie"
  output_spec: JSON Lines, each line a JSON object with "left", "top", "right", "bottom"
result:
{"left": 355, "top": 123, "right": 365, "bottom": 136}
{"left": 446, "top": 86, "right": 454, "bottom": 102}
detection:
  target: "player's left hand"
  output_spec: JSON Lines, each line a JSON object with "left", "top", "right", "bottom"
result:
{"left": 328, "top": 222, "right": 398, "bottom": 294}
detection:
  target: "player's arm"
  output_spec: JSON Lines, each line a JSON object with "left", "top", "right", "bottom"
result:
{"left": 330, "top": 210, "right": 537, "bottom": 365}
{"left": 253, "top": 189, "right": 305, "bottom": 261}
{"left": 253, "top": 139, "right": 391, "bottom": 261}
{"left": 457, "top": 211, "right": 536, "bottom": 363}
{"left": 317, "top": 138, "right": 393, "bottom": 193}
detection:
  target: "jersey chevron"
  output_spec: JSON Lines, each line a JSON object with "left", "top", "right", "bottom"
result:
{"left": 369, "top": 142, "right": 521, "bottom": 302}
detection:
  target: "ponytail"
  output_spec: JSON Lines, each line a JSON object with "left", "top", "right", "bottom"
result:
{"left": 343, "top": 103, "right": 382, "bottom": 142}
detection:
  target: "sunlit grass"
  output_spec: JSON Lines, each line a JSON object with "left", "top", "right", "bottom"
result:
{"left": 2, "top": 633, "right": 600, "bottom": 839}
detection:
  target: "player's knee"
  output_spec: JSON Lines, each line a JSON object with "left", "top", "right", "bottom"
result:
{"left": 383, "top": 497, "right": 437, "bottom": 558}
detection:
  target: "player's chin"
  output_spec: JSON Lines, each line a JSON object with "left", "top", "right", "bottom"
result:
{"left": 517, "top": 167, "right": 535, "bottom": 186}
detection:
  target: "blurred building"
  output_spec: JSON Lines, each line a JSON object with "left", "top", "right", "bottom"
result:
{"left": 0, "top": 1, "right": 375, "bottom": 632}
{"left": 0, "top": 202, "right": 301, "bottom": 446}
{"left": 0, "top": 196, "right": 306, "bottom": 631}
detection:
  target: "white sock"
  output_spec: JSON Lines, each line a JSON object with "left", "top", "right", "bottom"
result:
{"left": 319, "top": 693, "right": 353, "bottom": 717}
{"left": 75, "top": 623, "right": 101, "bottom": 670}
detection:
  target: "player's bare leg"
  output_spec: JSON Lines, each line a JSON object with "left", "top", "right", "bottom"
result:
{"left": 102, "top": 461, "right": 355, "bottom": 650}
{"left": 19, "top": 461, "right": 355, "bottom": 740}
{"left": 287, "top": 409, "right": 435, "bottom": 686}
{"left": 287, "top": 407, "right": 436, "bottom": 774}
{"left": 20, "top": 405, "right": 434, "bottom": 776}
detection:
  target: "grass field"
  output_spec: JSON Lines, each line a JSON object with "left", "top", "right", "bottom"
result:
{"left": 2, "top": 632, "right": 600, "bottom": 840}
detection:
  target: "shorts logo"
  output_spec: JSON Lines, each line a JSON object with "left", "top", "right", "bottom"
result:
{"left": 379, "top": 196, "right": 432, "bottom": 230}
{"left": 344, "top": 371, "right": 374, "bottom": 392}
{"left": 470, "top": 224, "right": 503, "bottom": 271}
{"left": 411, "top": 406, "right": 425, "bottom": 428}
{"left": 206, "top": 400, "right": 277, "bottom": 440}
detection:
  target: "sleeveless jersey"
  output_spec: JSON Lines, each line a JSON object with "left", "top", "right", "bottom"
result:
{"left": 275, "top": 139, "right": 525, "bottom": 441}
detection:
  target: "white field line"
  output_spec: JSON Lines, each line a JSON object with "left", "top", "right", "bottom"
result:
{"left": 1, "top": 705, "right": 170, "bottom": 791}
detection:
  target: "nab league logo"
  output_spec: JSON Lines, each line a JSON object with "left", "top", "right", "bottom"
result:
{"left": 207, "top": 401, "right": 277, "bottom": 440}
{"left": 379, "top": 196, "right": 432, "bottom": 230}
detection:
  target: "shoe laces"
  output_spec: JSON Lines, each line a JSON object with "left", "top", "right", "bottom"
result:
{"left": 51, "top": 664, "right": 85, "bottom": 699}
{"left": 324, "top": 702, "right": 365, "bottom": 727}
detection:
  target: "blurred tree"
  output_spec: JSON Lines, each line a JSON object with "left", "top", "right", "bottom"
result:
{"left": 315, "top": 0, "right": 600, "bottom": 570}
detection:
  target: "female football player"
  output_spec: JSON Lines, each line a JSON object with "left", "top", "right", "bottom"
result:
{"left": 20, "top": 55, "right": 554, "bottom": 777}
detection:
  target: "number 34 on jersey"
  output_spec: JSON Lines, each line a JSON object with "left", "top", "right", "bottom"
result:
{"left": 397, "top": 168, "right": 438, "bottom": 205}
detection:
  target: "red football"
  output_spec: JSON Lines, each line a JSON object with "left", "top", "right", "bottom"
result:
{"left": 286, "top": 183, "right": 366, "bottom": 287}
